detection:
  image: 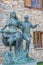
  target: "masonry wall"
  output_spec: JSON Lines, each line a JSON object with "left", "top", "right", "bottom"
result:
{"left": 0, "top": 0, "right": 43, "bottom": 63}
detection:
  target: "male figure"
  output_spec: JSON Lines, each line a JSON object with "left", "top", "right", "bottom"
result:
{"left": 19, "top": 15, "right": 38, "bottom": 58}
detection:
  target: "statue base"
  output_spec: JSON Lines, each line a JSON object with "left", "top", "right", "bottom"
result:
{"left": 14, "top": 58, "right": 37, "bottom": 65}
{"left": 3, "top": 57, "right": 37, "bottom": 65}
{"left": 3, "top": 51, "right": 37, "bottom": 65}
{"left": 3, "top": 60, "right": 37, "bottom": 65}
{"left": 16, "top": 61, "right": 37, "bottom": 65}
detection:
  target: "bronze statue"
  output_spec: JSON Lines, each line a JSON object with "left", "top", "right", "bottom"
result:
{"left": 18, "top": 15, "right": 38, "bottom": 57}
{"left": 0, "top": 11, "right": 38, "bottom": 64}
{"left": 0, "top": 11, "right": 23, "bottom": 53}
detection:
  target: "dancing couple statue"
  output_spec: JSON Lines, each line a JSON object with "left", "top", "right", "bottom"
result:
{"left": 0, "top": 11, "right": 38, "bottom": 65}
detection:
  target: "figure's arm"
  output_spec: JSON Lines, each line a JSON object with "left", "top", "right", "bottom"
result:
{"left": 1, "top": 25, "right": 7, "bottom": 30}
{"left": 1, "top": 20, "right": 9, "bottom": 30}
{"left": 18, "top": 20, "right": 24, "bottom": 31}
{"left": 0, "top": 24, "right": 7, "bottom": 33}
{"left": 31, "top": 23, "right": 38, "bottom": 28}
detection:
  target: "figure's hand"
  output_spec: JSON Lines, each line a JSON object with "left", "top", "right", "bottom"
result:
{"left": 36, "top": 24, "right": 39, "bottom": 26}
{"left": 36, "top": 24, "right": 39, "bottom": 27}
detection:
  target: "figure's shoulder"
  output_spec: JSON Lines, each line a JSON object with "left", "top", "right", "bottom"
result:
{"left": 7, "top": 18, "right": 15, "bottom": 23}
{"left": 6, "top": 18, "right": 10, "bottom": 22}
{"left": 7, "top": 18, "right": 10, "bottom": 21}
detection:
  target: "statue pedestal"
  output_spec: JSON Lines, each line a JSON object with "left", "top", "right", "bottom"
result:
{"left": 1, "top": 61, "right": 37, "bottom": 65}
{"left": 14, "top": 57, "right": 37, "bottom": 65}
{"left": 16, "top": 61, "right": 37, "bottom": 65}
{"left": 2, "top": 61, "right": 37, "bottom": 65}
{"left": 3, "top": 51, "right": 37, "bottom": 65}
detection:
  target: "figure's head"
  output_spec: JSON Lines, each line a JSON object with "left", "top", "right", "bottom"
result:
{"left": 24, "top": 15, "right": 29, "bottom": 21}
{"left": 10, "top": 11, "right": 16, "bottom": 18}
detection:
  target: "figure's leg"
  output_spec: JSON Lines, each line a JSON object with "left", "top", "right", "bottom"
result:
{"left": 9, "top": 39, "right": 12, "bottom": 51}
{"left": 26, "top": 39, "right": 30, "bottom": 52}
{"left": 8, "top": 38, "right": 12, "bottom": 51}
{"left": 25, "top": 37, "right": 30, "bottom": 58}
{"left": 16, "top": 32, "right": 23, "bottom": 58}
{"left": 16, "top": 32, "right": 21, "bottom": 52}
{"left": 15, "top": 34, "right": 20, "bottom": 57}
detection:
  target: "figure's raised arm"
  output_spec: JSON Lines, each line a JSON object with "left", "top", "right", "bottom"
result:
{"left": 30, "top": 22, "right": 38, "bottom": 28}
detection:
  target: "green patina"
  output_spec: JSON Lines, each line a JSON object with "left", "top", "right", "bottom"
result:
{"left": 0, "top": 11, "right": 38, "bottom": 65}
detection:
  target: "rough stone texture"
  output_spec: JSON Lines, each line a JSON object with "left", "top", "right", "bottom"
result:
{"left": 0, "top": 62, "right": 37, "bottom": 65}
{"left": 0, "top": 0, "right": 43, "bottom": 63}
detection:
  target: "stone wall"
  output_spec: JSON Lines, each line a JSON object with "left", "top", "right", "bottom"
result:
{"left": 0, "top": 0, "right": 43, "bottom": 63}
